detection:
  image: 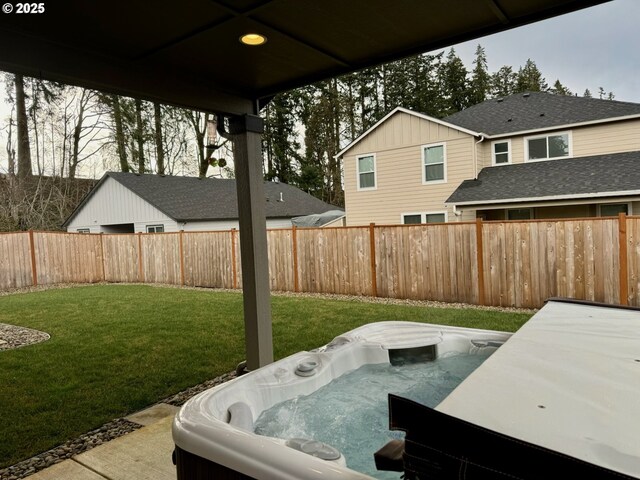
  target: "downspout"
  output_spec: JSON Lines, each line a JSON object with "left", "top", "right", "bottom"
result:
{"left": 473, "top": 134, "right": 486, "bottom": 179}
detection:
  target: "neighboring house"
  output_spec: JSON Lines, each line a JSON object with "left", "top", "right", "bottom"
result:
{"left": 63, "top": 172, "right": 339, "bottom": 233}
{"left": 338, "top": 92, "right": 640, "bottom": 224}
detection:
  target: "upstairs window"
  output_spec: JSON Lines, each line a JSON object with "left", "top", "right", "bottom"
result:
{"left": 357, "top": 154, "right": 376, "bottom": 190}
{"left": 492, "top": 140, "right": 511, "bottom": 165}
{"left": 526, "top": 132, "right": 571, "bottom": 161}
{"left": 146, "top": 225, "right": 165, "bottom": 233}
{"left": 422, "top": 143, "right": 446, "bottom": 183}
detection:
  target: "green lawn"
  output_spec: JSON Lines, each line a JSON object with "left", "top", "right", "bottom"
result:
{"left": 0, "top": 285, "right": 532, "bottom": 467}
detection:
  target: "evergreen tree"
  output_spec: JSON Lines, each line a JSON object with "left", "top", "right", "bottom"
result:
{"left": 583, "top": 88, "right": 592, "bottom": 98}
{"left": 469, "top": 45, "right": 491, "bottom": 105}
{"left": 550, "top": 79, "right": 572, "bottom": 96}
{"left": 439, "top": 48, "right": 469, "bottom": 116}
{"left": 515, "top": 59, "right": 548, "bottom": 92}
{"left": 262, "top": 91, "right": 302, "bottom": 184}
{"left": 491, "top": 66, "right": 517, "bottom": 98}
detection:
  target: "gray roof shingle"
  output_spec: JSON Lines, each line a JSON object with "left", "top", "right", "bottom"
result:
{"left": 443, "top": 92, "right": 640, "bottom": 136}
{"left": 446, "top": 151, "right": 640, "bottom": 205}
{"left": 65, "top": 172, "right": 339, "bottom": 225}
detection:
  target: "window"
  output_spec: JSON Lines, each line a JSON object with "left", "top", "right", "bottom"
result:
{"left": 507, "top": 209, "right": 532, "bottom": 220}
{"left": 402, "top": 212, "right": 447, "bottom": 224}
{"left": 525, "top": 132, "right": 571, "bottom": 161}
{"left": 77, "top": 228, "right": 90, "bottom": 234}
{"left": 422, "top": 143, "right": 446, "bottom": 183}
{"left": 403, "top": 214, "right": 422, "bottom": 224}
{"left": 598, "top": 203, "right": 629, "bottom": 217}
{"left": 146, "top": 225, "right": 165, "bottom": 233}
{"left": 492, "top": 140, "right": 511, "bottom": 165}
{"left": 357, "top": 154, "right": 376, "bottom": 190}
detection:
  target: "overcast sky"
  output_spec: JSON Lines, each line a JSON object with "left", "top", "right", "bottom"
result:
{"left": 448, "top": 0, "right": 640, "bottom": 102}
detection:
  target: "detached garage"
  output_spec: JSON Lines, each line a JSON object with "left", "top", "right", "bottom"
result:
{"left": 63, "top": 172, "right": 339, "bottom": 233}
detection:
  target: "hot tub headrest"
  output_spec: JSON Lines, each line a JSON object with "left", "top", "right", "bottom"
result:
{"left": 227, "top": 402, "right": 253, "bottom": 431}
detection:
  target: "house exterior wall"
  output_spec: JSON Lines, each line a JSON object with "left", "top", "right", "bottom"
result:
{"left": 343, "top": 112, "right": 476, "bottom": 225}
{"left": 477, "top": 118, "right": 640, "bottom": 168}
{"left": 67, "top": 177, "right": 295, "bottom": 233}
{"left": 66, "top": 177, "right": 177, "bottom": 233}
{"left": 180, "top": 218, "right": 293, "bottom": 231}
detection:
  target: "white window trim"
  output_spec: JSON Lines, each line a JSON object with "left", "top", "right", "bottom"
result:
{"left": 421, "top": 142, "right": 447, "bottom": 185}
{"left": 491, "top": 139, "right": 512, "bottom": 166}
{"left": 146, "top": 224, "right": 165, "bottom": 233}
{"left": 597, "top": 202, "right": 632, "bottom": 217}
{"left": 77, "top": 228, "right": 90, "bottom": 234}
{"left": 356, "top": 153, "right": 377, "bottom": 191}
{"left": 524, "top": 130, "right": 572, "bottom": 162}
{"left": 400, "top": 211, "right": 448, "bottom": 224}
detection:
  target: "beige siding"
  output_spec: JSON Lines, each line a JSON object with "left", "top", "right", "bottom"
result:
{"left": 344, "top": 112, "right": 475, "bottom": 225}
{"left": 573, "top": 119, "right": 640, "bottom": 157}
{"left": 480, "top": 119, "right": 640, "bottom": 166}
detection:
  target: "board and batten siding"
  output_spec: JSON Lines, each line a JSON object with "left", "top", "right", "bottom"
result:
{"left": 66, "top": 177, "right": 175, "bottom": 233}
{"left": 343, "top": 111, "right": 476, "bottom": 225}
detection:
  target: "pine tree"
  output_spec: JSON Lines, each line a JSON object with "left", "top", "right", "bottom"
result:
{"left": 550, "top": 79, "right": 571, "bottom": 96}
{"left": 583, "top": 88, "right": 592, "bottom": 98}
{"left": 515, "top": 59, "right": 548, "bottom": 92}
{"left": 491, "top": 66, "right": 517, "bottom": 98}
{"left": 439, "top": 48, "right": 469, "bottom": 115}
{"left": 469, "top": 45, "right": 491, "bottom": 105}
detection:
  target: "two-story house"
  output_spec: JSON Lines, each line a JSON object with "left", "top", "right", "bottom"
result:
{"left": 338, "top": 92, "right": 640, "bottom": 224}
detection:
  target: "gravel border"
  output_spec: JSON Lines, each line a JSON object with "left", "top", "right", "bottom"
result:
{"left": 0, "top": 324, "right": 50, "bottom": 351}
{"left": 0, "top": 370, "right": 238, "bottom": 480}
{"left": 0, "top": 282, "right": 537, "bottom": 315}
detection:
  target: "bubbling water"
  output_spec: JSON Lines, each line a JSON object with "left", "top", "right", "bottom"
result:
{"left": 254, "top": 352, "right": 490, "bottom": 479}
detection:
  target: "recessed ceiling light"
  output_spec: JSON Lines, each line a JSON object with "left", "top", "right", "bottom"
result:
{"left": 240, "top": 33, "right": 267, "bottom": 46}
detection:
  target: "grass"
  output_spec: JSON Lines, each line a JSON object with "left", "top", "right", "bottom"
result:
{"left": 0, "top": 285, "right": 532, "bottom": 467}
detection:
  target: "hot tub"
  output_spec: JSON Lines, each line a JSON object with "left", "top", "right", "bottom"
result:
{"left": 172, "top": 321, "right": 511, "bottom": 480}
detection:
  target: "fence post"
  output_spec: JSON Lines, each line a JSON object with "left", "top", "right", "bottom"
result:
{"left": 137, "top": 232, "right": 144, "bottom": 283}
{"left": 99, "top": 233, "right": 106, "bottom": 282}
{"left": 231, "top": 228, "right": 238, "bottom": 289}
{"left": 28, "top": 230, "right": 38, "bottom": 287}
{"left": 619, "top": 212, "right": 628, "bottom": 306}
{"left": 292, "top": 226, "right": 299, "bottom": 292}
{"left": 475, "top": 218, "right": 486, "bottom": 306}
{"left": 179, "top": 230, "right": 185, "bottom": 286}
{"left": 369, "top": 223, "right": 377, "bottom": 297}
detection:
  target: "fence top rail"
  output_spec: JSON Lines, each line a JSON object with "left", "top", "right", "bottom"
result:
{"left": 2, "top": 214, "right": 637, "bottom": 237}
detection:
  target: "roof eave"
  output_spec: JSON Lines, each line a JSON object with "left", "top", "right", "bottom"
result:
{"left": 446, "top": 189, "right": 640, "bottom": 207}
{"left": 335, "top": 107, "right": 482, "bottom": 159}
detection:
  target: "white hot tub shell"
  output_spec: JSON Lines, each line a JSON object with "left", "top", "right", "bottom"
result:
{"left": 172, "top": 321, "right": 510, "bottom": 480}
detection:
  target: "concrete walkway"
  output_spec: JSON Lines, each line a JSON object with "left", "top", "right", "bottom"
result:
{"left": 28, "top": 405, "right": 179, "bottom": 480}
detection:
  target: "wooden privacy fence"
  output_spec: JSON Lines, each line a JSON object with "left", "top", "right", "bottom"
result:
{"left": 1, "top": 214, "right": 639, "bottom": 309}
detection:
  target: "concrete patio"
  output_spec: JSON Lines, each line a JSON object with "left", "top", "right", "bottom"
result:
{"left": 28, "top": 405, "right": 178, "bottom": 480}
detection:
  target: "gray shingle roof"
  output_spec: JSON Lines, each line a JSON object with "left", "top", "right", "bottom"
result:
{"left": 65, "top": 172, "right": 339, "bottom": 225}
{"left": 446, "top": 151, "right": 640, "bottom": 205}
{"left": 443, "top": 92, "right": 640, "bottom": 136}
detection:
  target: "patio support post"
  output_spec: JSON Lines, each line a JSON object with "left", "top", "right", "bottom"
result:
{"left": 230, "top": 114, "right": 273, "bottom": 369}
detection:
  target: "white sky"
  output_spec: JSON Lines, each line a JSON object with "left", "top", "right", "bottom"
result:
{"left": 1, "top": 0, "right": 638, "bottom": 177}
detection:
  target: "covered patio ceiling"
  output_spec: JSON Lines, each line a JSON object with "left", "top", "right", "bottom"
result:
{"left": 1, "top": 0, "right": 610, "bottom": 115}
{"left": 0, "top": 0, "right": 611, "bottom": 369}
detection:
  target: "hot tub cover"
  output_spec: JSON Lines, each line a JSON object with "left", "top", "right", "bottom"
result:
{"left": 434, "top": 299, "right": 640, "bottom": 478}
